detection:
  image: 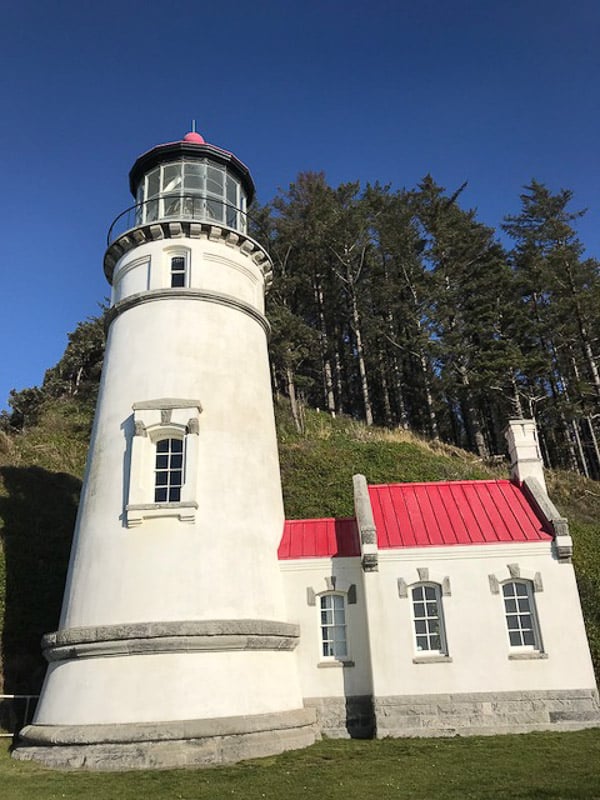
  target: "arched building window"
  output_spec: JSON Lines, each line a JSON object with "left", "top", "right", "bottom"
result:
{"left": 502, "top": 580, "right": 541, "bottom": 650}
{"left": 154, "top": 437, "right": 184, "bottom": 502}
{"left": 411, "top": 583, "right": 447, "bottom": 655}
{"left": 320, "top": 594, "right": 347, "bottom": 659}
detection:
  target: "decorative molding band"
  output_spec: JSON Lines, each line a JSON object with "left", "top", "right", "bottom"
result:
{"left": 125, "top": 501, "right": 198, "bottom": 527}
{"left": 104, "top": 222, "right": 273, "bottom": 287}
{"left": 132, "top": 398, "right": 203, "bottom": 412}
{"left": 488, "top": 566, "right": 544, "bottom": 594}
{"left": 412, "top": 655, "right": 453, "bottom": 664}
{"left": 42, "top": 620, "right": 300, "bottom": 662}
{"left": 106, "top": 288, "right": 270, "bottom": 336}
{"left": 508, "top": 651, "right": 549, "bottom": 660}
{"left": 18, "top": 707, "right": 316, "bottom": 747}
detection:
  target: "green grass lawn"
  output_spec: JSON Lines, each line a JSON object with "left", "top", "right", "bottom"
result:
{"left": 2, "top": 730, "right": 600, "bottom": 800}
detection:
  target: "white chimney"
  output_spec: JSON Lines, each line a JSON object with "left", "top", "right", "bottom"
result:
{"left": 505, "top": 419, "right": 547, "bottom": 494}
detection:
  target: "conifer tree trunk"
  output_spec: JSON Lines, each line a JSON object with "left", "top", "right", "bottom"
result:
{"left": 285, "top": 363, "right": 303, "bottom": 434}
{"left": 349, "top": 287, "right": 373, "bottom": 426}
{"left": 313, "top": 274, "right": 336, "bottom": 415}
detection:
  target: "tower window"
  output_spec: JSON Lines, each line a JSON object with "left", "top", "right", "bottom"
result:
{"left": 170, "top": 256, "right": 186, "bottom": 287}
{"left": 154, "top": 438, "right": 184, "bottom": 502}
{"left": 320, "top": 594, "right": 347, "bottom": 659}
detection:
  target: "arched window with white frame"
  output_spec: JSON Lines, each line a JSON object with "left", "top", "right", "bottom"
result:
{"left": 319, "top": 593, "right": 348, "bottom": 660}
{"left": 411, "top": 583, "right": 447, "bottom": 655}
{"left": 502, "top": 580, "right": 542, "bottom": 651}
{"left": 154, "top": 437, "right": 184, "bottom": 502}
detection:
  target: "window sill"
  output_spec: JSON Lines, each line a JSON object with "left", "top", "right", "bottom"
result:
{"left": 508, "top": 651, "right": 548, "bottom": 660}
{"left": 317, "top": 660, "right": 355, "bottom": 669}
{"left": 125, "top": 501, "right": 198, "bottom": 528}
{"left": 412, "top": 655, "right": 453, "bottom": 664}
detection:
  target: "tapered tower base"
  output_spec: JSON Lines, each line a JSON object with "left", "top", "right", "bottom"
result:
{"left": 13, "top": 708, "right": 317, "bottom": 770}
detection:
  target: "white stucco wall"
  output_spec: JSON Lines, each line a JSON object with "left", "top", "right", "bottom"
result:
{"left": 364, "top": 542, "right": 597, "bottom": 696}
{"left": 60, "top": 237, "right": 282, "bottom": 628}
{"left": 280, "top": 557, "right": 372, "bottom": 698}
{"left": 280, "top": 543, "right": 597, "bottom": 703}
{"left": 35, "top": 650, "right": 302, "bottom": 725}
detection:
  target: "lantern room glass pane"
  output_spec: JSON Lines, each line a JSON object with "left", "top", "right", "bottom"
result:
{"left": 147, "top": 168, "right": 160, "bottom": 198}
{"left": 207, "top": 165, "right": 224, "bottom": 196}
{"left": 184, "top": 162, "right": 204, "bottom": 192}
{"left": 163, "top": 164, "right": 183, "bottom": 194}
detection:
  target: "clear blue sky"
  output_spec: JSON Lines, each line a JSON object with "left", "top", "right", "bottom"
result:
{"left": 1, "top": 0, "right": 599, "bottom": 410}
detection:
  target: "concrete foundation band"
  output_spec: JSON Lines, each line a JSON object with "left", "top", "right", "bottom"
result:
{"left": 42, "top": 620, "right": 300, "bottom": 660}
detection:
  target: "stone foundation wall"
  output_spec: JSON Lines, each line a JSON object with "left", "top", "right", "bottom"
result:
{"left": 303, "top": 696, "right": 375, "bottom": 739}
{"left": 374, "top": 689, "right": 600, "bottom": 737}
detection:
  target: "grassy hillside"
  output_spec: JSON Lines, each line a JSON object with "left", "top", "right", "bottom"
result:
{"left": 0, "top": 397, "right": 598, "bottom": 698}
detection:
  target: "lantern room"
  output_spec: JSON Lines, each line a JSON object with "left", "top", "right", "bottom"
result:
{"left": 128, "top": 131, "right": 254, "bottom": 234}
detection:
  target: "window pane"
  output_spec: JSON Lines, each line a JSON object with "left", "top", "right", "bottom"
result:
{"left": 503, "top": 584, "right": 515, "bottom": 598}
{"left": 523, "top": 631, "right": 535, "bottom": 646}
{"left": 509, "top": 631, "right": 521, "bottom": 646}
{"left": 171, "top": 273, "right": 185, "bottom": 288}
{"left": 415, "top": 620, "right": 426, "bottom": 634}
{"left": 155, "top": 487, "right": 167, "bottom": 502}
{"left": 171, "top": 439, "right": 183, "bottom": 453}
{"left": 414, "top": 603, "right": 425, "bottom": 618}
{"left": 147, "top": 168, "right": 160, "bottom": 198}
{"left": 430, "top": 635, "right": 441, "bottom": 650}
{"left": 413, "top": 586, "right": 424, "bottom": 601}
{"left": 156, "top": 439, "right": 169, "bottom": 452}
{"left": 169, "top": 487, "right": 181, "bottom": 502}
{"left": 424, "top": 586, "right": 436, "bottom": 600}
{"left": 207, "top": 166, "right": 224, "bottom": 195}
{"left": 206, "top": 198, "right": 223, "bottom": 221}
{"left": 226, "top": 207, "right": 238, "bottom": 228}
{"left": 163, "top": 164, "right": 183, "bottom": 193}
{"left": 156, "top": 455, "right": 168, "bottom": 468}
{"left": 184, "top": 162, "right": 204, "bottom": 191}
{"left": 145, "top": 199, "right": 158, "bottom": 223}
{"left": 163, "top": 196, "right": 182, "bottom": 217}
{"left": 226, "top": 175, "right": 238, "bottom": 204}
{"left": 518, "top": 598, "right": 530, "bottom": 612}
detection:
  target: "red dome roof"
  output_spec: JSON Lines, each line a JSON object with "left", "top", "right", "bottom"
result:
{"left": 183, "top": 131, "right": 205, "bottom": 144}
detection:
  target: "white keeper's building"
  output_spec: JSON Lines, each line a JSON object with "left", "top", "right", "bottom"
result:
{"left": 14, "top": 131, "right": 600, "bottom": 770}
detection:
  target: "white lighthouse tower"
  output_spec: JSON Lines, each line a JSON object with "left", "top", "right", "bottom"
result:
{"left": 15, "top": 130, "right": 315, "bottom": 769}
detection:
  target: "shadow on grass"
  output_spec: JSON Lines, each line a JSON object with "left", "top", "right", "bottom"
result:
{"left": 0, "top": 466, "right": 79, "bottom": 699}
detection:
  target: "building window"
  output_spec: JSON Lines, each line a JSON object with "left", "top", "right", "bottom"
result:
{"left": 411, "top": 584, "right": 446, "bottom": 654}
{"left": 320, "top": 594, "right": 347, "bottom": 659}
{"left": 154, "top": 437, "right": 184, "bottom": 502}
{"left": 170, "top": 256, "right": 186, "bottom": 287}
{"left": 502, "top": 581, "right": 540, "bottom": 649}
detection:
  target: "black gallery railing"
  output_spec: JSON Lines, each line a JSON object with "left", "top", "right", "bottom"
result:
{"left": 107, "top": 195, "right": 256, "bottom": 245}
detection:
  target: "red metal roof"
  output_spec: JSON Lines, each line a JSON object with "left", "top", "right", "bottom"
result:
{"left": 278, "top": 518, "right": 360, "bottom": 560}
{"left": 369, "top": 480, "right": 552, "bottom": 548}
{"left": 278, "top": 480, "right": 553, "bottom": 559}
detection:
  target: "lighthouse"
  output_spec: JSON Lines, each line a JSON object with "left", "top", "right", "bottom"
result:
{"left": 15, "top": 130, "right": 316, "bottom": 769}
